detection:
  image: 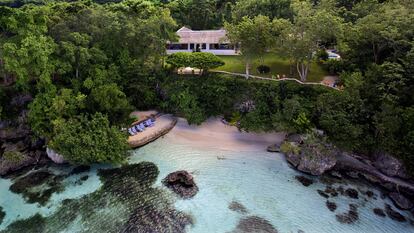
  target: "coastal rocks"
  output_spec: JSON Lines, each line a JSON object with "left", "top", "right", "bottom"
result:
{"left": 326, "top": 201, "right": 337, "bottom": 212}
{"left": 373, "top": 152, "right": 409, "bottom": 179}
{"left": 388, "top": 192, "right": 413, "bottom": 210}
{"left": 373, "top": 208, "right": 386, "bottom": 217}
{"left": 286, "top": 134, "right": 304, "bottom": 144}
{"left": 385, "top": 204, "right": 406, "bottom": 222}
{"left": 70, "top": 165, "right": 91, "bottom": 175}
{"left": 231, "top": 216, "right": 278, "bottom": 233}
{"left": 229, "top": 201, "right": 248, "bottom": 214}
{"left": 46, "top": 147, "right": 66, "bottom": 164}
{"left": 295, "top": 175, "right": 314, "bottom": 187}
{"left": 335, "top": 204, "right": 359, "bottom": 224}
{"left": 163, "top": 170, "right": 198, "bottom": 199}
{"left": 0, "top": 143, "right": 43, "bottom": 176}
{"left": 267, "top": 143, "right": 281, "bottom": 152}
{"left": 283, "top": 135, "right": 337, "bottom": 176}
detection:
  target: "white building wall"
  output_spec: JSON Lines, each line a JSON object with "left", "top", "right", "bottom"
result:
{"left": 166, "top": 43, "right": 238, "bottom": 56}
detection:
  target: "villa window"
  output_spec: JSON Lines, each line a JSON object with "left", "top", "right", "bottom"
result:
{"left": 166, "top": 43, "right": 188, "bottom": 50}
{"left": 209, "top": 43, "right": 234, "bottom": 50}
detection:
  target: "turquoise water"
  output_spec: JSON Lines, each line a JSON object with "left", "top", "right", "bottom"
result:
{"left": 0, "top": 136, "right": 413, "bottom": 233}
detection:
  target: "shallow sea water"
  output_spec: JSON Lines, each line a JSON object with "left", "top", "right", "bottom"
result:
{"left": 0, "top": 137, "right": 413, "bottom": 233}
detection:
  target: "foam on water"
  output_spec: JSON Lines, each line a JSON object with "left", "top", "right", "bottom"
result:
{"left": 0, "top": 136, "right": 413, "bottom": 233}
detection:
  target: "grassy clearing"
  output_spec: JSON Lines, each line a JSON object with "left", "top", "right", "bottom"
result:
{"left": 213, "top": 53, "right": 327, "bottom": 82}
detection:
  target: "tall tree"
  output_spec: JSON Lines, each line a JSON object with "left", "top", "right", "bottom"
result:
{"left": 225, "top": 15, "right": 275, "bottom": 78}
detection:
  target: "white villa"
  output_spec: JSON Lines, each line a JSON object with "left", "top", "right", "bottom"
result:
{"left": 166, "top": 27, "right": 239, "bottom": 56}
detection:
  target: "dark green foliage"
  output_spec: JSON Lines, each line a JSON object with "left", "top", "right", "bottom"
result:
{"left": 48, "top": 113, "right": 129, "bottom": 165}
{"left": 166, "top": 52, "right": 224, "bottom": 73}
{"left": 257, "top": 65, "right": 270, "bottom": 74}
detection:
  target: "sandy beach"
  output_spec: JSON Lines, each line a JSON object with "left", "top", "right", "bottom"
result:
{"left": 165, "top": 117, "right": 286, "bottom": 152}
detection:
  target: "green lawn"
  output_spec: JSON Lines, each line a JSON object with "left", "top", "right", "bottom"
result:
{"left": 212, "top": 53, "right": 327, "bottom": 82}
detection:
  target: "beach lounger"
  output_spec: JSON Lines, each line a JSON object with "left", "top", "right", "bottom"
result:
{"left": 128, "top": 128, "right": 136, "bottom": 136}
{"left": 134, "top": 125, "right": 143, "bottom": 132}
{"left": 131, "top": 127, "right": 138, "bottom": 134}
{"left": 139, "top": 123, "right": 146, "bottom": 130}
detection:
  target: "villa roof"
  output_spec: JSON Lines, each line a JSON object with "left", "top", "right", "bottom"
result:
{"left": 174, "top": 26, "right": 229, "bottom": 44}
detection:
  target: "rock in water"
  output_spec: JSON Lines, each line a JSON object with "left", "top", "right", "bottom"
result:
{"left": 336, "top": 204, "right": 359, "bottom": 224}
{"left": 389, "top": 192, "right": 413, "bottom": 210}
{"left": 229, "top": 201, "right": 248, "bottom": 214}
{"left": 326, "top": 201, "right": 337, "bottom": 212}
{"left": 345, "top": 188, "right": 359, "bottom": 199}
{"left": 295, "top": 175, "right": 314, "bottom": 187}
{"left": 163, "top": 170, "right": 198, "bottom": 199}
{"left": 373, "top": 208, "right": 386, "bottom": 217}
{"left": 385, "top": 204, "right": 406, "bottom": 222}
{"left": 284, "top": 136, "right": 337, "bottom": 176}
{"left": 46, "top": 147, "right": 66, "bottom": 164}
{"left": 267, "top": 143, "right": 281, "bottom": 152}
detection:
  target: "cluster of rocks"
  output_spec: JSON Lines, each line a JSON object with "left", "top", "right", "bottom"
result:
{"left": 276, "top": 132, "right": 414, "bottom": 219}
{"left": 0, "top": 94, "right": 49, "bottom": 177}
{"left": 162, "top": 170, "right": 199, "bottom": 199}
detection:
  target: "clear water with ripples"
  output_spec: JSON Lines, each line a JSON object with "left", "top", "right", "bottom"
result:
{"left": 0, "top": 137, "right": 413, "bottom": 233}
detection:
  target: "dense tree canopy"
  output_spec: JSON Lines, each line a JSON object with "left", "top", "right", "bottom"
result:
{"left": 1, "top": 0, "right": 414, "bottom": 174}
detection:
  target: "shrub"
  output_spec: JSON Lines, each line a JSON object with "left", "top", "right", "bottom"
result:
{"left": 280, "top": 142, "right": 301, "bottom": 155}
{"left": 166, "top": 52, "right": 224, "bottom": 73}
{"left": 315, "top": 49, "right": 329, "bottom": 62}
{"left": 49, "top": 113, "right": 129, "bottom": 165}
{"left": 257, "top": 65, "right": 270, "bottom": 74}
{"left": 322, "top": 59, "right": 344, "bottom": 75}
{"left": 3, "top": 151, "right": 24, "bottom": 163}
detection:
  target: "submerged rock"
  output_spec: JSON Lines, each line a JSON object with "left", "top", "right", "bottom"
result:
{"left": 345, "top": 188, "right": 359, "bottom": 199}
{"left": 70, "top": 165, "right": 91, "bottom": 175}
{"left": 326, "top": 201, "right": 337, "bottom": 212}
{"left": 229, "top": 201, "right": 248, "bottom": 214}
{"left": 231, "top": 216, "right": 278, "bottom": 233}
{"left": 163, "top": 170, "right": 198, "bottom": 199}
{"left": 3, "top": 213, "right": 46, "bottom": 233}
{"left": 295, "top": 175, "right": 314, "bottom": 187}
{"left": 0, "top": 206, "right": 5, "bottom": 225}
{"left": 325, "top": 186, "right": 338, "bottom": 197}
{"left": 336, "top": 204, "right": 359, "bottom": 224}
{"left": 373, "top": 208, "right": 386, "bottom": 217}
{"left": 385, "top": 204, "right": 406, "bottom": 222}
{"left": 317, "top": 190, "right": 329, "bottom": 199}
{"left": 389, "top": 192, "right": 413, "bottom": 210}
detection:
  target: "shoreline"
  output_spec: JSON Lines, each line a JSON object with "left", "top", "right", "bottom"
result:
{"left": 165, "top": 117, "right": 286, "bottom": 152}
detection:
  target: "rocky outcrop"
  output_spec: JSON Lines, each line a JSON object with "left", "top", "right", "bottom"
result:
{"left": 284, "top": 137, "right": 337, "bottom": 176}
{"left": 0, "top": 94, "right": 49, "bottom": 176}
{"left": 162, "top": 171, "right": 198, "bottom": 199}
{"left": 389, "top": 192, "right": 413, "bottom": 210}
{"left": 46, "top": 147, "right": 66, "bottom": 164}
{"left": 267, "top": 143, "right": 281, "bottom": 152}
{"left": 373, "top": 152, "right": 409, "bottom": 179}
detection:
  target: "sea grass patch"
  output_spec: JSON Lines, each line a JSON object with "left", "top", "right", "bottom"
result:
{"left": 231, "top": 216, "right": 278, "bottom": 233}
{"left": 9, "top": 170, "right": 65, "bottom": 205}
{"left": 2, "top": 213, "right": 46, "bottom": 233}
{"left": 2, "top": 162, "right": 193, "bottom": 233}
